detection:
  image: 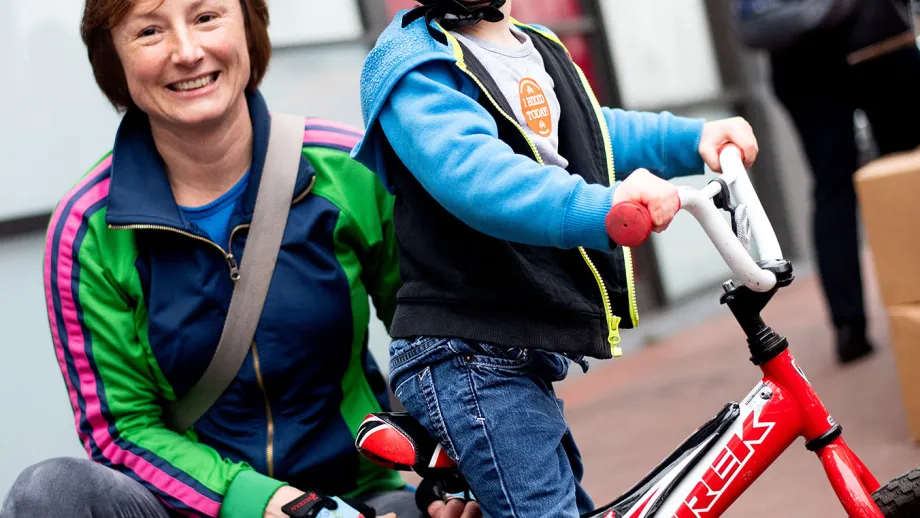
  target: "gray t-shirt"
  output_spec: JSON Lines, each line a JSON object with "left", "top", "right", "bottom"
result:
{"left": 450, "top": 26, "right": 569, "bottom": 169}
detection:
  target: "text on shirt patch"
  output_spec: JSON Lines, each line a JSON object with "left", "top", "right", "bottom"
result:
{"left": 519, "top": 78, "right": 553, "bottom": 137}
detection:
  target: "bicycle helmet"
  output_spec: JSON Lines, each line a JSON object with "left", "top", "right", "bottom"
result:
{"left": 402, "top": 0, "right": 507, "bottom": 44}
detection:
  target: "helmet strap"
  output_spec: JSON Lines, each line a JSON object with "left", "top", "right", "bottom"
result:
{"left": 402, "top": 0, "right": 506, "bottom": 45}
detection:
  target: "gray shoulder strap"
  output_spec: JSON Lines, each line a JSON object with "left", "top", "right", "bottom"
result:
{"left": 166, "top": 112, "right": 304, "bottom": 433}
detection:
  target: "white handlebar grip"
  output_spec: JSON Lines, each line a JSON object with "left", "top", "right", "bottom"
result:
{"left": 718, "top": 146, "right": 783, "bottom": 261}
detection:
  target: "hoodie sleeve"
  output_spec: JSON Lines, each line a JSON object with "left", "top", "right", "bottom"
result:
{"left": 376, "top": 60, "right": 616, "bottom": 252}
{"left": 603, "top": 108, "right": 706, "bottom": 180}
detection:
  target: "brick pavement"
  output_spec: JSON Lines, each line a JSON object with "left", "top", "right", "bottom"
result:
{"left": 556, "top": 270, "right": 920, "bottom": 517}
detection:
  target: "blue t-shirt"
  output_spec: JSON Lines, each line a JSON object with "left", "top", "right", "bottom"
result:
{"left": 180, "top": 170, "right": 250, "bottom": 247}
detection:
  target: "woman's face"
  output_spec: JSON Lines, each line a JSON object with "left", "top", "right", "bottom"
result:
{"left": 112, "top": 0, "right": 251, "bottom": 128}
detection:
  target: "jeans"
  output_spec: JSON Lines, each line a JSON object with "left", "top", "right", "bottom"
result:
{"left": 389, "top": 337, "right": 593, "bottom": 518}
{"left": 0, "top": 457, "right": 420, "bottom": 518}
{"left": 0, "top": 457, "right": 169, "bottom": 518}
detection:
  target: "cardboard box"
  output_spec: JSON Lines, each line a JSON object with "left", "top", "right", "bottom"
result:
{"left": 888, "top": 305, "right": 920, "bottom": 443}
{"left": 854, "top": 149, "right": 920, "bottom": 307}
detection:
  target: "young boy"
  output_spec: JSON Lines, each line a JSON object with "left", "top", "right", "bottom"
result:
{"left": 352, "top": 1, "right": 759, "bottom": 516}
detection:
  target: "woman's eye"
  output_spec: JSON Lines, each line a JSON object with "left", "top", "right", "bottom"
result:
{"left": 138, "top": 27, "right": 157, "bottom": 38}
{"left": 197, "top": 13, "right": 217, "bottom": 23}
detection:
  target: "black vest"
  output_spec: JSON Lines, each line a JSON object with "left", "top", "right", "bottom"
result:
{"left": 384, "top": 25, "right": 636, "bottom": 359}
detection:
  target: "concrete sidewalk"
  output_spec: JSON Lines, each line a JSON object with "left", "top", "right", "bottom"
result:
{"left": 557, "top": 268, "right": 920, "bottom": 517}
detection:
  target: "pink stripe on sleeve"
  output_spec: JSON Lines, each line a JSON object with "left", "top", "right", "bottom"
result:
{"left": 304, "top": 118, "right": 364, "bottom": 136}
{"left": 43, "top": 155, "right": 113, "bottom": 455}
{"left": 54, "top": 177, "right": 221, "bottom": 517}
{"left": 303, "top": 129, "right": 361, "bottom": 151}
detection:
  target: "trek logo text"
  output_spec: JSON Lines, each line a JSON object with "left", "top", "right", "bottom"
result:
{"left": 674, "top": 411, "right": 775, "bottom": 517}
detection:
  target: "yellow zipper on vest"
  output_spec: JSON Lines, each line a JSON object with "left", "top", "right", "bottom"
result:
{"left": 513, "top": 20, "right": 641, "bottom": 339}
{"left": 572, "top": 63, "right": 640, "bottom": 334}
{"left": 443, "top": 29, "right": 626, "bottom": 356}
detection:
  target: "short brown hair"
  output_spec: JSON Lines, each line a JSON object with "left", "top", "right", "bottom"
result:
{"left": 81, "top": 0, "right": 272, "bottom": 111}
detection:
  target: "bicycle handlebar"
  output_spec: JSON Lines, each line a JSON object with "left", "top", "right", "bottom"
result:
{"left": 606, "top": 145, "right": 783, "bottom": 293}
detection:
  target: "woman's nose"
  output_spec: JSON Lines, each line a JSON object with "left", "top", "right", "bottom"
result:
{"left": 170, "top": 27, "right": 205, "bottom": 67}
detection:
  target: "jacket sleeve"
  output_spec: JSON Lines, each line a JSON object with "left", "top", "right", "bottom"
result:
{"left": 363, "top": 180, "right": 401, "bottom": 330}
{"left": 43, "top": 190, "right": 285, "bottom": 518}
{"left": 376, "top": 60, "right": 616, "bottom": 252}
{"left": 602, "top": 107, "right": 707, "bottom": 180}
{"left": 341, "top": 150, "right": 402, "bottom": 330}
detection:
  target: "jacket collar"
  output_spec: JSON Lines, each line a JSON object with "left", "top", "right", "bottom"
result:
{"left": 106, "top": 89, "right": 313, "bottom": 229}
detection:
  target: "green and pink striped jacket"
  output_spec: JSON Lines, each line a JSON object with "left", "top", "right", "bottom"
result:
{"left": 43, "top": 90, "right": 405, "bottom": 517}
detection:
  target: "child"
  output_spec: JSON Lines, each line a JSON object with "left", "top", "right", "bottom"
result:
{"left": 351, "top": 1, "right": 759, "bottom": 516}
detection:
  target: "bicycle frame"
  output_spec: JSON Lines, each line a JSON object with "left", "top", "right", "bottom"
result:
{"left": 611, "top": 346, "right": 882, "bottom": 518}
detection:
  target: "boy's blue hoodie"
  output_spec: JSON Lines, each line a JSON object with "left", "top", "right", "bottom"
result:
{"left": 352, "top": 11, "right": 708, "bottom": 253}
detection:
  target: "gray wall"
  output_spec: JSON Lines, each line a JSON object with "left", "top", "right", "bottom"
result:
{"left": 0, "top": 234, "right": 88, "bottom": 498}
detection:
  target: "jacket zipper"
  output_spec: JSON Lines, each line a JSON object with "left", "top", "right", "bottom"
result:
{"left": 107, "top": 224, "right": 246, "bottom": 280}
{"left": 572, "top": 63, "right": 640, "bottom": 334}
{"left": 447, "top": 35, "right": 625, "bottom": 356}
{"left": 108, "top": 175, "right": 316, "bottom": 280}
{"left": 110, "top": 175, "right": 316, "bottom": 462}
{"left": 507, "top": 22, "right": 641, "bottom": 351}
{"left": 250, "top": 341, "right": 275, "bottom": 477}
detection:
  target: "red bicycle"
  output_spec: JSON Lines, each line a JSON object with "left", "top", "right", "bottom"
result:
{"left": 355, "top": 146, "right": 920, "bottom": 517}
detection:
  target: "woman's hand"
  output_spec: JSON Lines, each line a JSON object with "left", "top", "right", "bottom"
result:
{"left": 264, "top": 486, "right": 398, "bottom": 518}
{"left": 698, "top": 117, "right": 759, "bottom": 172}
{"left": 428, "top": 499, "right": 483, "bottom": 518}
{"left": 264, "top": 486, "right": 305, "bottom": 518}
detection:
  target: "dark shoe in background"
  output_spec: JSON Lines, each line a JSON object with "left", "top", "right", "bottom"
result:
{"left": 836, "top": 323, "right": 875, "bottom": 364}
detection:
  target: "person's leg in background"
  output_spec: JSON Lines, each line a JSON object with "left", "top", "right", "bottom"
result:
{"left": 0, "top": 457, "right": 169, "bottom": 518}
{"left": 772, "top": 75, "right": 873, "bottom": 363}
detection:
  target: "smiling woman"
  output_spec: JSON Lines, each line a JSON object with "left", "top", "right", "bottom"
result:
{"left": 0, "top": 1, "right": 428, "bottom": 518}
{"left": 82, "top": 0, "right": 270, "bottom": 114}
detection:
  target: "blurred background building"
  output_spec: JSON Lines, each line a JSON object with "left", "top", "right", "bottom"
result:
{"left": 0, "top": 0, "right": 827, "bottom": 498}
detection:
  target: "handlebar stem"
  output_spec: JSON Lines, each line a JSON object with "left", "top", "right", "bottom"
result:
{"left": 720, "top": 259, "right": 796, "bottom": 366}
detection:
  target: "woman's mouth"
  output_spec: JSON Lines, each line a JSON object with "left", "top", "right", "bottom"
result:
{"left": 168, "top": 72, "right": 219, "bottom": 92}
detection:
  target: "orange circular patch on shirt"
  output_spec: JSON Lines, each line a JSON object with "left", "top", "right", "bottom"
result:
{"left": 519, "top": 78, "right": 553, "bottom": 138}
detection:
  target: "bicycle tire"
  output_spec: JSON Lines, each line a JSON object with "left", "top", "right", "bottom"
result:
{"left": 872, "top": 467, "right": 920, "bottom": 516}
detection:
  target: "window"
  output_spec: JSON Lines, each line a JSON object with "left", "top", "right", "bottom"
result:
{"left": 266, "top": 0, "right": 364, "bottom": 47}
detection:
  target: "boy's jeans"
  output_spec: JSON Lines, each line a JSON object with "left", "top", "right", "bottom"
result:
{"left": 389, "top": 337, "right": 594, "bottom": 518}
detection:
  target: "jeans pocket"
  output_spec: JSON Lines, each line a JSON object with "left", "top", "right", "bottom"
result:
{"left": 478, "top": 343, "right": 527, "bottom": 362}
{"left": 453, "top": 340, "right": 532, "bottom": 369}
{"left": 389, "top": 337, "right": 450, "bottom": 370}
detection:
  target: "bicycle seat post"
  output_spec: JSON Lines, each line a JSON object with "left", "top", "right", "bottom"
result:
{"left": 720, "top": 259, "right": 795, "bottom": 366}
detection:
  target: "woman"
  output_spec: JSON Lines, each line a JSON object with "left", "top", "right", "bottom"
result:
{"left": 0, "top": 0, "right": 479, "bottom": 517}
